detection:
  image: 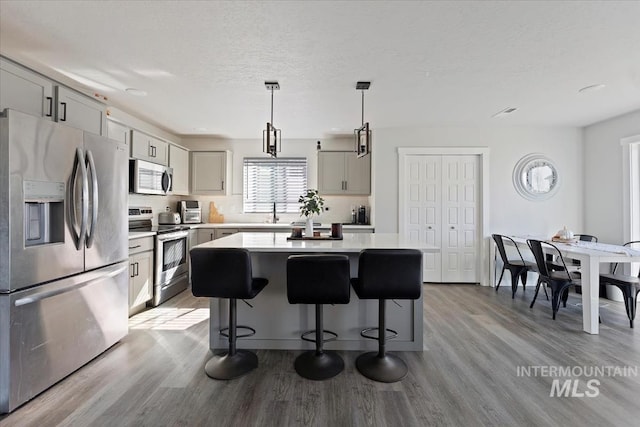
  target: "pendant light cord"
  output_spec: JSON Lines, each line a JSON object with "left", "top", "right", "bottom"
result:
{"left": 361, "top": 90, "right": 365, "bottom": 126}
{"left": 271, "top": 88, "right": 274, "bottom": 126}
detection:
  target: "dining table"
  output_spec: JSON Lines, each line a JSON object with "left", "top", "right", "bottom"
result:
{"left": 505, "top": 236, "right": 640, "bottom": 334}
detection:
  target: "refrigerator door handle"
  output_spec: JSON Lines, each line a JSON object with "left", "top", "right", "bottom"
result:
{"left": 85, "top": 150, "right": 99, "bottom": 248}
{"left": 13, "top": 263, "right": 128, "bottom": 307}
{"left": 69, "top": 147, "right": 89, "bottom": 249}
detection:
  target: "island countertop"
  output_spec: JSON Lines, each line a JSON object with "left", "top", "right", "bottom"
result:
{"left": 194, "top": 232, "right": 439, "bottom": 253}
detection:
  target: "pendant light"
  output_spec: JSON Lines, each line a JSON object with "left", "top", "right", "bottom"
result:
{"left": 263, "top": 81, "right": 281, "bottom": 157}
{"left": 354, "top": 81, "right": 371, "bottom": 158}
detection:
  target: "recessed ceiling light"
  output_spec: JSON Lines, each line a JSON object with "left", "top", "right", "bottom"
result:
{"left": 125, "top": 88, "right": 147, "bottom": 96}
{"left": 578, "top": 84, "right": 606, "bottom": 93}
{"left": 491, "top": 107, "right": 518, "bottom": 118}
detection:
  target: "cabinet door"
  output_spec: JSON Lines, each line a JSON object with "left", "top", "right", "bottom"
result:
{"left": 0, "top": 58, "right": 54, "bottom": 119}
{"left": 197, "top": 229, "right": 217, "bottom": 245}
{"left": 345, "top": 151, "right": 371, "bottom": 195}
{"left": 55, "top": 86, "right": 106, "bottom": 135}
{"left": 318, "top": 151, "right": 346, "bottom": 195}
{"left": 169, "top": 144, "right": 189, "bottom": 195}
{"left": 130, "top": 130, "right": 169, "bottom": 165}
{"left": 191, "top": 152, "right": 227, "bottom": 194}
{"left": 130, "top": 251, "right": 153, "bottom": 309}
{"left": 214, "top": 228, "right": 238, "bottom": 239}
{"left": 107, "top": 120, "right": 130, "bottom": 145}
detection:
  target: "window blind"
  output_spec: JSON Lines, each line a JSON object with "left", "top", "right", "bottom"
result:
{"left": 243, "top": 157, "right": 308, "bottom": 213}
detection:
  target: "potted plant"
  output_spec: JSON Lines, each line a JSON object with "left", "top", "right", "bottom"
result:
{"left": 298, "top": 189, "right": 324, "bottom": 236}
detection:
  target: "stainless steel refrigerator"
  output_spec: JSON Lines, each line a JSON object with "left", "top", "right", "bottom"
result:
{"left": 0, "top": 109, "right": 129, "bottom": 413}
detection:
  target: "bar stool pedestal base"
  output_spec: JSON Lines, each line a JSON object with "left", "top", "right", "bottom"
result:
{"left": 205, "top": 350, "right": 258, "bottom": 380}
{"left": 294, "top": 351, "right": 344, "bottom": 380}
{"left": 356, "top": 352, "right": 408, "bottom": 383}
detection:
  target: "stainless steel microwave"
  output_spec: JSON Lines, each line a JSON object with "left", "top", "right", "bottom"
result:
{"left": 129, "top": 159, "right": 173, "bottom": 195}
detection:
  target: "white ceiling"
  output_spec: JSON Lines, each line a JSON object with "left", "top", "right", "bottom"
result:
{"left": 1, "top": 1, "right": 639, "bottom": 138}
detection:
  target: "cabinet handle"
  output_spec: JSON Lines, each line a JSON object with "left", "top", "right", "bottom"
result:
{"left": 153, "top": 146, "right": 157, "bottom": 157}
{"left": 427, "top": 226, "right": 433, "bottom": 230}
{"left": 450, "top": 226, "right": 455, "bottom": 230}
{"left": 344, "top": 181, "right": 348, "bottom": 191}
{"left": 211, "top": 233, "right": 214, "bottom": 240}
{"left": 129, "top": 244, "right": 141, "bottom": 250}
{"left": 46, "top": 97, "right": 53, "bottom": 117}
{"left": 221, "top": 180, "right": 224, "bottom": 190}
{"left": 60, "top": 102, "right": 67, "bottom": 121}
{"left": 134, "top": 262, "right": 139, "bottom": 277}
{"left": 130, "top": 263, "right": 135, "bottom": 278}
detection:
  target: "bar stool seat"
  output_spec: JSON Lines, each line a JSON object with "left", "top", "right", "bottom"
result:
{"left": 287, "top": 254, "right": 351, "bottom": 380}
{"left": 351, "top": 249, "right": 423, "bottom": 383}
{"left": 190, "top": 247, "right": 267, "bottom": 380}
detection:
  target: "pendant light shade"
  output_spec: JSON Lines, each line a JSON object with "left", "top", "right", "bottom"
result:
{"left": 354, "top": 81, "right": 371, "bottom": 158}
{"left": 263, "top": 81, "right": 281, "bottom": 157}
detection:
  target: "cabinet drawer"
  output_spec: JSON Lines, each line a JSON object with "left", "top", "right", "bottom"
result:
{"left": 128, "top": 236, "right": 154, "bottom": 255}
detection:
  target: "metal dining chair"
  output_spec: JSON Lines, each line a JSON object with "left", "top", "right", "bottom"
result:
{"left": 528, "top": 239, "right": 581, "bottom": 320}
{"left": 599, "top": 241, "right": 640, "bottom": 328}
{"left": 492, "top": 234, "right": 537, "bottom": 299}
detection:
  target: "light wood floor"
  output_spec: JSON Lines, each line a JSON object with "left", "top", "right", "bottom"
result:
{"left": 2, "top": 284, "right": 640, "bottom": 427}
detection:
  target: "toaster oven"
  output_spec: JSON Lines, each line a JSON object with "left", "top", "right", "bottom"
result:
{"left": 179, "top": 200, "right": 202, "bottom": 224}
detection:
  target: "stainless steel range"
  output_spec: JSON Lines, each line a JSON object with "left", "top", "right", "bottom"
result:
{"left": 129, "top": 207, "right": 190, "bottom": 306}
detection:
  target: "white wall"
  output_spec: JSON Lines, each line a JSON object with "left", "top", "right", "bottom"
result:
{"left": 372, "top": 125, "right": 583, "bottom": 237}
{"left": 583, "top": 109, "right": 640, "bottom": 244}
{"left": 180, "top": 136, "right": 371, "bottom": 224}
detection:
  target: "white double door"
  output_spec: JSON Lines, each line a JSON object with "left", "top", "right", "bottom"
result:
{"left": 404, "top": 155, "right": 480, "bottom": 283}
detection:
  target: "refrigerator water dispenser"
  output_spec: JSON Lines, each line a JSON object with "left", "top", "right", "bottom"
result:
{"left": 23, "top": 180, "right": 65, "bottom": 247}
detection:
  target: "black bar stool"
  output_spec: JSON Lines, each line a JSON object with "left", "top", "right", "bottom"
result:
{"left": 287, "top": 254, "right": 351, "bottom": 380}
{"left": 351, "top": 249, "right": 423, "bottom": 383}
{"left": 190, "top": 248, "right": 268, "bottom": 380}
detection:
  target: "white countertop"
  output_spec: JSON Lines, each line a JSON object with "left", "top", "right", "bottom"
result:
{"left": 194, "top": 232, "right": 439, "bottom": 253}
{"left": 128, "top": 231, "right": 156, "bottom": 239}
{"left": 190, "top": 223, "right": 374, "bottom": 230}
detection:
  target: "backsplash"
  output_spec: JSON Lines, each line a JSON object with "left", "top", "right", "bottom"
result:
{"left": 187, "top": 195, "right": 371, "bottom": 225}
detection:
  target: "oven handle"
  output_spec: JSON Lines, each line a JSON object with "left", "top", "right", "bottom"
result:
{"left": 156, "top": 231, "right": 189, "bottom": 241}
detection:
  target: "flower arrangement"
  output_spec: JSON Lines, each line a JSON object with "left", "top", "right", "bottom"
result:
{"left": 298, "top": 189, "right": 324, "bottom": 218}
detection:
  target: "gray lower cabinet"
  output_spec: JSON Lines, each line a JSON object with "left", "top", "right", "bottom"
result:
{"left": 129, "top": 236, "right": 154, "bottom": 316}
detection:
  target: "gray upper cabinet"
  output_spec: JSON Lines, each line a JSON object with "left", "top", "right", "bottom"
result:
{"left": 318, "top": 151, "right": 370, "bottom": 195}
{"left": 169, "top": 144, "right": 189, "bottom": 195}
{"left": 0, "top": 57, "right": 54, "bottom": 119}
{"left": 55, "top": 86, "right": 106, "bottom": 136}
{"left": 106, "top": 119, "right": 131, "bottom": 145}
{"left": 131, "top": 129, "right": 169, "bottom": 165}
{"left": 191, "top": 151, "right": 231, "bottom": 195}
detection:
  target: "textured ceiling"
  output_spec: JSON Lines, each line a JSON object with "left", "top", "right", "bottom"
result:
{"left": 1, "top": 1, "right": 639, "bottom": 138}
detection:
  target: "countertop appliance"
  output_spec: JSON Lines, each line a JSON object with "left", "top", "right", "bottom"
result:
{"left": 0, "top": 109, "right": 129, "bottom": 414}
{"left": 129, "top": 158, "right": 173, "bottom": 195}
{"left": 129, "top": 207, "right": 190, "bottom": 306}
{"left": 179, "top": 200, "right": 202, "bottom": 224}
{"left": 357, "top": 205, "right": 369, "bottom": 225}
{"left": 159, "top": 211, "right": 181, "bottom": 225}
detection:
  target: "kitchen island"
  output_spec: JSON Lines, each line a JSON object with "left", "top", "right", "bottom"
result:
{"left": 193, "top": 232, "right": 439, "bottom": 351}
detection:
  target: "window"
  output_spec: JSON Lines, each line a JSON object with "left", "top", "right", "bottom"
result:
{"left": 243, "top": 157, "right": 307, "bottom": 213}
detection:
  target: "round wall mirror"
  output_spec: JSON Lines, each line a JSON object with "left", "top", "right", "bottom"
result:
{"left": 512, "top": 153, "right": 560, "bottom": 201}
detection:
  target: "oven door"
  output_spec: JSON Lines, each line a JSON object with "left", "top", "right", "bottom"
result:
{"left": 155, "top": 231, "right": 189, "bottom": 286}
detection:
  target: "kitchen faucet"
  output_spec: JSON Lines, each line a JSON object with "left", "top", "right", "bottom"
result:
{"left": 272, "top": 202, "right": 279, "bottom": 223}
